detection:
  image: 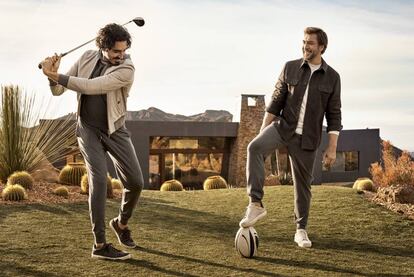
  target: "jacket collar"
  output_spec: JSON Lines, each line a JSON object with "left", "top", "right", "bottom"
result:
{"left": 300, "top": 57, "right": 328, "bottom": 72}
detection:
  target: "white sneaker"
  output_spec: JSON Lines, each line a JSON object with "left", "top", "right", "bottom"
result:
{"left": 294, "top": 229, "right": 312, "bottom": 248}
{"left": 239, "top": 203, "right": 267, "bottom": 228}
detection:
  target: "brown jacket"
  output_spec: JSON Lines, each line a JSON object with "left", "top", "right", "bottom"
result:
{"left": 266, "top": 58, "right": 342, "bottom": 150}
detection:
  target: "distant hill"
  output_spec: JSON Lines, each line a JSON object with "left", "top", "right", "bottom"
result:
{"left": 57, "top": 108, "right": 233, "bottom": 122}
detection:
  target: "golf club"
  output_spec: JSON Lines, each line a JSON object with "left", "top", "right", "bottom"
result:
{"left": 38, "top": 17, "right": 145, "bottom": 69}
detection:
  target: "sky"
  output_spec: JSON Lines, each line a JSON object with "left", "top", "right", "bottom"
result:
{"left": 0, "top": 0, "right": 413, "bottom": 151}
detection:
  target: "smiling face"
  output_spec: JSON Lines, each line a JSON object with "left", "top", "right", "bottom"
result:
{"left": 102, "top": 41, "right": 129, "bottom": 65}
{"left": 302, "top": 33, "right": 324, "bottom": 64}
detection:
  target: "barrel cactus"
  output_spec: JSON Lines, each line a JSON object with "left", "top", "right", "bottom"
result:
{"left": 81, "top": 174, "right": 113, "bottom": 198}
{"left": 53, "top": 186, "right": 69, "bottom": 198}
{"left": 264, "top": 174, "right": 280, "bottom": 186}
{"left": 353, "top": 178, "right": 374, "bottom": 192}
{"left": 59, "top": 163, "right": 87, "bottom": 186}
{"left": 160, "top": 179, "right": 184, "bottom": 191}
{"left": 111, "top": 178, "right": 123, "bottom": 190}
{"left": 7, "top": 171, "right": 34, "bottom": 190}
{"left": 1, "top": 184, "right": 27, "bottom": 201}
{"left": 203, "top": 176, "right": 227, "bottom": 190}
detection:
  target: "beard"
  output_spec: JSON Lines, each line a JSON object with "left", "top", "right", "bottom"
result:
{"left": 302, "top": 47, "right": 316, "bottom": 61}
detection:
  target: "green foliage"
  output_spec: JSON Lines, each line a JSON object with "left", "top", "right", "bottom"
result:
{"left": 53, "top": 186, "right": 69, "bottom": 198}
{"left": 0, "top": 85, "right": 77, "bottom": 182}
{"left": 160, "top": 179, "right": 183, "bottom": 191}
{"left": 353, "top": 178, "right": 374, "bottom": 192}
{"left": 203, "top": 175, "right": 227, "bottom": 190}
{"left": 111, "top": 178, "right": 123, "bottom": 190}
{"left": 7, "top": 171, "right": 34, "bottom": 190}
{"left": 80, "top": 173, "right": 113, "bottom": 198}
{"left": 59, "top": 163, "right": 86, "bottom": 186}
{"left": 1, "top": 184, "right": 27, "bottom": 201}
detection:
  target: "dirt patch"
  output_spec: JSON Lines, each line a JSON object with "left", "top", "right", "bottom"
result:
{"left": 0, "top": 181, "right": 122, "bottom": 205}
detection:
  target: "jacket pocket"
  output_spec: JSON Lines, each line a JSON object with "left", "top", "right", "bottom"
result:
{"left": 286, "top": 78, "right": 299, "bottom": 96}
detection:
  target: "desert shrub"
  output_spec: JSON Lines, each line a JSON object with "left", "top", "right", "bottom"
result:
{"left": 369, "top": 141, "right": 414, "bottom": 187}
{"left": 7, "top": 171, "right": 34, "bottom": 189}
{"left": 80, "top": 173, "right": 113, "bottom": 198}
{"left": 59, "top": 163, "right": 86, "bottom": 186}
{"left": 0, "top": 85, "right": 77, "bottom": 182}
{"left": 352, "top": 178, "right": 374, "bottom": 191}
{"left": 111, "top": 178, "right": 123, "bottom": 190}
{"left": 203, "top": 176, "right": 227, "bottom": 190}
{"left": 160, "top": 180, "right": 183, "bottom": 191}
{"left": 53, "top": 186, "right": 69, "bottom": 198}
{"left": 1, "top": 184, "right": 27, "bottom": 201}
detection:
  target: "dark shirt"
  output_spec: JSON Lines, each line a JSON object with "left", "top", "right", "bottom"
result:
{"left": 79, "top": 57, "right": 111, "bottom": 132}
{"left": 266, "top": 58, "right": 342, "bottom": 150}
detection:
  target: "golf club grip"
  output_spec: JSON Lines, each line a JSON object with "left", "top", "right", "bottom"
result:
{"left": 37, "top": 52, "right": 66, "bottom": 69}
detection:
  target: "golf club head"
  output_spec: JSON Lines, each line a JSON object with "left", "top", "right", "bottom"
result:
{"left": 132, "top": 17, "right": 145, "bottom": 27}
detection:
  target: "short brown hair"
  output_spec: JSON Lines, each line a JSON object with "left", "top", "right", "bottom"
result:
{"left": 304, "top": 27, "right": 328, "bottom": 54}
{"left": 96, "top": 23, "right": 132, "bottom": 50}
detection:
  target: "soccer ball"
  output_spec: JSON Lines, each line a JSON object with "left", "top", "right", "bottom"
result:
{"left": 234, "top": 227, "right": 259, "bottom": 258}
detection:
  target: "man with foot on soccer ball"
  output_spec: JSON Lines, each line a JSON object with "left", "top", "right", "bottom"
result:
{"left": 240, "top": 27, "right": 342, "bottom": 248}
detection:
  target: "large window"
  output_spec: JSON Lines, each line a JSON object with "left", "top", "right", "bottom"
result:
{"left": 149, "top": 137, "right": 228, "bottom": 190}
{"left": 323, "top": 151, "right": 359, "bottom": 172}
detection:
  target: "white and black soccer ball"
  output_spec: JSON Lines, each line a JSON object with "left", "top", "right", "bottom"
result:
{"left": 234, "top": 227, "right": 259, "bottom": 258}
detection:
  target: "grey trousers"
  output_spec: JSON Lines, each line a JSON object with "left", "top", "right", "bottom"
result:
{"left": 77, "top": 120, "right": 144, "bottom": 244}
{"left": 247, "top": 123, "right": 316, "bottom": 229}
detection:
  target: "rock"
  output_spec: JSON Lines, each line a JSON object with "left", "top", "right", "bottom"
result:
{"left": 31, "top": 159, "right": 60, "bottom": 183}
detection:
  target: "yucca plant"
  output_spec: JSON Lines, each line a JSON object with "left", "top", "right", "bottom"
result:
{"left": 0, "top": 85, "right": 77, "bottom": 182}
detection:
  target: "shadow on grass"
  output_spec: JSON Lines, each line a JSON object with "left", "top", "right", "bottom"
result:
{"left": 255, "top": 256, "right": 412, "bottom": 277}
{"left": 120, "top": 259, "right": 199, "bottom": 277}
{"left": 313, "top": 236, "right": 414, "bottom": 258}
{"left": 0, "top": 260, "right": 60, "bottom": 277}
{"left": 135, "top": 246, "right": 284, "bottom": 277}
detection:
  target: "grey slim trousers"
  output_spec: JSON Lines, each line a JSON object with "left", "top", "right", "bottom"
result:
{"left": 247, "top": 123, "right": 316, "bottom": 229}
{"left": 77, "top": 120, "right": 144, "bottom": 244}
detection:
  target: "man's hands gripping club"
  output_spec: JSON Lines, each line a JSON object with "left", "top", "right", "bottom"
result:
{"left": 41, "top": 53, "right": 61, "bottom": 83}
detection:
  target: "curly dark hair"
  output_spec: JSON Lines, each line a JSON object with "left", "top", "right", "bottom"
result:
{"left": 95, "top": 23, "right": 132, "bottom": 50}
{"left": 304, "top": 27, "right": 328, "bottom": 54}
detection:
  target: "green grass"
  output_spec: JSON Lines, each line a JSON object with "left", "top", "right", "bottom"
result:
{"left": 1, "top": 186, "right": 413, "bottom": 277}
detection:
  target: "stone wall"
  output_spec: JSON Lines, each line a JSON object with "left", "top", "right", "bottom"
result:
{"left": 228, "top": 94, "right": 272, "bottom": 187}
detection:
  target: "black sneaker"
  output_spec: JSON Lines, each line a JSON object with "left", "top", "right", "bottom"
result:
{"left": 109, "top": 218, "right": 137, "bottom": 248}
{"left": 91, "top": 243, "right": 131, "bottom": 260}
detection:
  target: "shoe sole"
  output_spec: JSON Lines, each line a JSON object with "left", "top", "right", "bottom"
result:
{"left": 239, "top": 210, "right": 267, "bottom": 228}
{"left": 294, "top": 238, "right": 312, "bottom": 248}
{"left": 109, "top": 219, "right": 137, "bottom": 249}
{"left": 91, "top": 253, "right": 132, "bottom": 260}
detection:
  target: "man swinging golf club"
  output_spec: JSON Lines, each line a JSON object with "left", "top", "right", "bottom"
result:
{"left": 41, "top": 22, "right": 144, "bottom": 260}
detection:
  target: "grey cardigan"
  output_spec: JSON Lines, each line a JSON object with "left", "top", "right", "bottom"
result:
{"left": 50, "top": 50, "right": 135, "bottom": 134}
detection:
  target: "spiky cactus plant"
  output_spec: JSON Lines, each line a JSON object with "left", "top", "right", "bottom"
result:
{"left": 353, "top": 178, "right": 374, "bottom": 191}
{"left": 80, "top": 174, "right": 113, "bottom": 198}
{"left": 111, "top": 178, "right": 123, "bottom": 190}
{"left": 58, "top": 163, "right": 86, "bottom": 186}
{"left": 1, "top": 184, "right": 27, "bottom": 201}
{"left": 160, "top": 179, "right": 183, "bottom": 191}
{"left": 7, "top": 171, "right": 34, "bottom": 190}
{"left": 53, "top": 186, "right": 69, "bottom": 198}
{"left": 203, "top": 176, "right": 227, "bottom": 190}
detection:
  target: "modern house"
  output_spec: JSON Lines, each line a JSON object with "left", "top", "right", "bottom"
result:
{"left": 62, "top": 94, "right": 383, "bottom": 189}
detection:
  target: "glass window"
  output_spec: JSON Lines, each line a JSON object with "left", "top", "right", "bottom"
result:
{"left": 323, "top": 151, "right": 359, "bottom": 172}
{"left": 164, "top": 153, "right": 223, "bottom": 189}
{"left": 150, "top": 136, "right": 225, "bottom": 150}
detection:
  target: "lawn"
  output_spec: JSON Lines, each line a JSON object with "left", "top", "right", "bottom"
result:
{"left": 1, "top": 186, "right": 413, "bottom": 277}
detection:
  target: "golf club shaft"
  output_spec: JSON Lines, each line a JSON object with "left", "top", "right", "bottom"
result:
{"left": 38, "top": 18, "right": 143, "bottom": 69}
